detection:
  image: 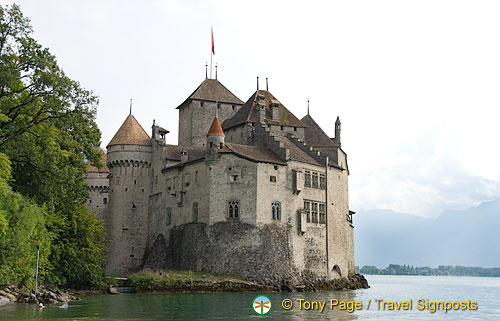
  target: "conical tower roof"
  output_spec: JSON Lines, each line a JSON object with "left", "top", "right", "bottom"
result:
{"left": 207, "top": 117, "right": 224, "bottom": 136}
{"left": 107, "top": 115, "right": 151, "bottom": 147}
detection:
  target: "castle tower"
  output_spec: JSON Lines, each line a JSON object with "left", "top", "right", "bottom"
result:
{"left": 334, "top": 116, "right": 341, "bottom": 147}
{"left": 106, "top": 114, "right": 152, "bottom": 275}
{"left": 176, "top": 79, "right": 243, "bottom": 147}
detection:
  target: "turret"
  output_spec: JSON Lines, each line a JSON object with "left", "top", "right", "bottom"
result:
{"left": 206, "top": 116, "right": 225, "bottom": 151}
{"left": 105, "top": 114, "right": 152, "bottom": 275}
{"left": 334, "top": 116, "right": 341, "bottom": 147}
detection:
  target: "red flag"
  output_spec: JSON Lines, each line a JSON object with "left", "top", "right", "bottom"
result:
{"left": 211, "top": 27, "right": 215, "bottom": 55}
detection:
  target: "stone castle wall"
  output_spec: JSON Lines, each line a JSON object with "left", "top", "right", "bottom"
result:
{"left": 178, "top": 100, "right": 241, "bottom": 147}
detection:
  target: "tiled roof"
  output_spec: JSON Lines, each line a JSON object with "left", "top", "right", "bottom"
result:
{"left": 275, "top": 136, "right": 322, "bottom": 166}
{"left": 107, "top": 115, "right": 151, "bottom": 147}
{"left": 176, "top": 79, "right": 243, "bottom": 108}
{"left": 220, "top": 143, "right": 286, "bottom": 165}
{"left": 221, "top": 90, "right": 305, "bottom": 130}
{"left": 207, "top": 117, "right": 224, "bottom": 136}
{"left": 86, "top": 152, "right": 109, "bottom": 173}
{"left": 165, "top": 145, "right": 206, "bottom": 162}
{"left": 301, "top": 114, "right": 338, "bottom": 149}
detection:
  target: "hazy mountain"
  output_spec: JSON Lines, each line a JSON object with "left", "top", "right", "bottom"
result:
{"left": 354, "top": 199, "right": 500, "bottom": 268}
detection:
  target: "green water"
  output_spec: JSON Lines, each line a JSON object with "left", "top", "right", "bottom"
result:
{"left": 1, "top": 275, "right": 499, "bottom": 320}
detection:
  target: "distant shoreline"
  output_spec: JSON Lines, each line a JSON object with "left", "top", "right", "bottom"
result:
{"left": 358, "top": 264, "right": 500, "bottom": 277}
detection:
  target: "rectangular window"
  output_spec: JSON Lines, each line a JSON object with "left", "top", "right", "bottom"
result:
{"left": 304, "top": 201, "right": 311, "bottom": 223}
{"left": 319, "top": 203, "right": 326, "bottom": 224}
{"left": 270, "top": 175, "right": 277, "bottom": 183}
{"left": 103, "top": 198, "right": 108, "bottom": 205}
{"left": 312, "top": 172, "right": 319, "bottom": 189}
{"left": 320, "top": 173, "right": 326, "bottom": 189}
{"left": 304, "top": 170, "right": 311, "bottom": 188}
{"left": 311, "top": 202, "right": 318, "bottom": 223}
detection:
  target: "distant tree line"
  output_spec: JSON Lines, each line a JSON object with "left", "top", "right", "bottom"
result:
{"left": 357, "top": 264, "right": 500, "bottom": 277}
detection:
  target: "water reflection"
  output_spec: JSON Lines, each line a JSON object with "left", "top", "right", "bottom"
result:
{"left": 1, "top": 276, "right": 499, "bottom": 320}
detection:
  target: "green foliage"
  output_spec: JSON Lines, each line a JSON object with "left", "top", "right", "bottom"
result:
{"left": 0, "top": 4, "right": 107, "bottom": 289}
{"left": 0, "top": 179, "right": 51, "bottom": 286}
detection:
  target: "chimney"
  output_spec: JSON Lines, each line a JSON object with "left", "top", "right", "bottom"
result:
{"left": 180, "top": 151, "right": 188, "bottom": 164}
{"left": 270, "top": 99, "right": 279, "bottom": 121}
{"left": 256, "top": 94, "right": 266, "bottom": 123}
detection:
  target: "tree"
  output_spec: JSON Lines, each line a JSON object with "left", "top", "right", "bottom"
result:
{"left": 0, "top": 4, "right": 106, "bottom": 289}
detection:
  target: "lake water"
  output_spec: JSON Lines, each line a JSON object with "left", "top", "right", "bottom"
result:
{"left": 1, "top": 275, "right": 499, "bottom": 320}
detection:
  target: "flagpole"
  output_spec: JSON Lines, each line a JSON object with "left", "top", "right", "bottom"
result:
{"left": 210, "top": 27, "right": 213, "bottom": 79}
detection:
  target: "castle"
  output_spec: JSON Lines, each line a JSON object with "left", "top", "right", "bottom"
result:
{"left": 85, "top": 76, "right": 355, "bottom": 284}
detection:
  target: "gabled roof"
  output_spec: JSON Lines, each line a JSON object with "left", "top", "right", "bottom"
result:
{"left": 221, "top": 90, "right": 305, "bottom": 130}
{"left": 107, "top": 115, "right": 151, "bottom": 147}
{"left": 176, "top": 79, "right": 243, "bottom": 109}
{"left": 220, "top": 143, "right": 286, "bottom": 165}
{"left": 86, "top": 152, "right": 109, "bottom": 173}
{"left": 301, "top": 114, "right": 338, "bottom": 149}
{"left": 207, "top": 117, "right": 224, "bottom": 136}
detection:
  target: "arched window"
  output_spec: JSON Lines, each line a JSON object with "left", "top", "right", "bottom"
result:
{"left": 166, "top": 207, "right": 171, "bottom": 226}
{"left": 192, "top": 202, "right": 198, "bottom": 222}
{"left": 272, "top": 202, "right": 281, "bottom": 220}
{"left": 228, "top": 200, "right": 239, "bottom": 219}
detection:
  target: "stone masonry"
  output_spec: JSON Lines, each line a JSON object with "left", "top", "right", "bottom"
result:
{"left": 85, "top": 76, "right": 356, "bottom": 283}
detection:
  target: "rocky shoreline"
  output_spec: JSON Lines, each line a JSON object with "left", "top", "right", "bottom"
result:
{"left": 128, "top": 272, "right": 369, "bottom": 293}
{"left": 0, "top": 285, "right": 79, "bottom": 305}
{"left": 1, "top": 274, "right": 369, "bottom": 305}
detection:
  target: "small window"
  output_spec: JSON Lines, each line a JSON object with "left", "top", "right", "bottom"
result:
{"left": 319, "top": 203, "right": 326, "bottom": 224}
{"left": 280, "top": 125, "right": 284, "bottom": 130}
{"left": 230, "top": 174, "right": 240, "bottom": 182}
{"left": 274, "top": 165, "right": 278, "bottom": 170}
{"left": 304, "top": 201, "right": 311, "bottom": 223}
{"left": 166, "top": 208, "right": 172, "bottom": 226}
{"left": 312, "top": 172, "right": 319, "bottom": 189}
{"left": 132, "top": 201, "right": 137, "bottom": 209}
{"left": 134, "top": 179, "right": 137, "bottom": 185}
{"left": 228, "top": 200, "right": 239, "bottom": 219}
{"left": 311, "top": 202, "right": 318, "bottom": 223}
{"left": 200, "top": 102, "right": 204, "bottom": 107}
{"left": 320, "top": 174, "right": 326, "bottom": 189}
{"left": 304, "top": 170, "right": 311, "bottom": 188}
{"left": 294, "top": 127, "right": 297, "bottom": 131}
{"left": 121, "top": 144, "right": 125, "bottom": 150}
{"left": 89, "top": 199, "right": 92, "bottom": 204}
{"left": 220, "top": 143, "right": 223, "bottom": 149}
{"left": 232, "top": 105, "right": 235, "bottom": 111}
{"left": 192, "top": 202, "right": 198, "bottom": 222}
{"left": 270, "top": 176, "right": 276, "bottom": 183}
{"left": 103, "top": 198, "right": 108, "bottom": 204}
{"left": 272, "top": 202, "right": 281, "bottom": 220}
{"left": 209, "top": 142, "right": 213, "bottom": 148}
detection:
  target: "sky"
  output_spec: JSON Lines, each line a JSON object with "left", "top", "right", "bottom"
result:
{"left": 3, "top": 0, "right": 500, "bottom": 218}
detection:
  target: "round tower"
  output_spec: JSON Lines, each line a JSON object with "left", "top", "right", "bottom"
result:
{"left": 106, "top": 114, "right": 152, "bottom": 275}
{"left": 206, "top": 116, "right": 225, "bottom": 151}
